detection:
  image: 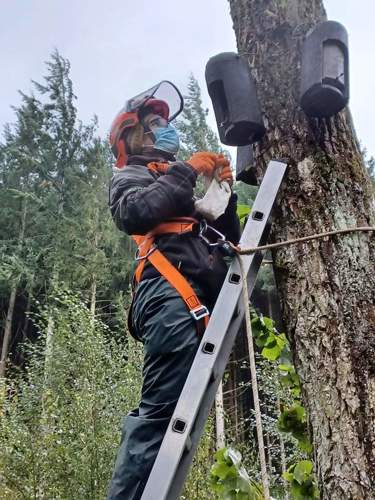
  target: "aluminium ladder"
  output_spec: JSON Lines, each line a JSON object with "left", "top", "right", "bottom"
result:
{"left": 141, "top": 160, "right": 287, "bottom": 500}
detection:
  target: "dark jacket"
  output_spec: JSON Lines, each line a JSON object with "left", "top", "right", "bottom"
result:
{"left": 109, "top": 154, "right": 240, "bottom": 303}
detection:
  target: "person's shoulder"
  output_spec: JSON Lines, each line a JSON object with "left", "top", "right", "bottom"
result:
{"left": 111, "top": 164, "right": 155, "bottom": 194}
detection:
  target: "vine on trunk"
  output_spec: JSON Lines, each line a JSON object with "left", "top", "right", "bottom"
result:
{"left": 210, "top": 312, "right": 319, "bottom": 499}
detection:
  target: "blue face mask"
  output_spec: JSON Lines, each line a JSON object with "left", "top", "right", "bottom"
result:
{"left": 153, "top": 123, "right": 180, "bottom": 155}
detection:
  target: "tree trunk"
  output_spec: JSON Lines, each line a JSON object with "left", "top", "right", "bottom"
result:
{"left": 90, "top": 274, "right": 97, "bottom": 317}
{"left": 90, "top": 212, "right": 100, "bottom": 318}
{"left": 229, "top": 1, "right": 375, "bottom": 498}
{"left": 0, "top": 286, "right": 17, "bottom": 379}
{"left": 0, "top": 199, "right": 28, "bottom": 380}
{"left": 215, "top": 380, "right": 226, "bottom": 449}
{"left": 22, "top": 288, "right": 33, "bottom": 343}
{"left": 44, "top": 269, "right": 59, "bottom": 387}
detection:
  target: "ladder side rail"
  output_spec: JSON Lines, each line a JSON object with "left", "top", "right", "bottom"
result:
{"left": 167, "top": 300, "right": 249, "bottom": 498}
{"left": 165, "top": 250, "right": 267, "bottom": 499}
{"left": 141, "top": 161, "right": 287, "bottom": 500}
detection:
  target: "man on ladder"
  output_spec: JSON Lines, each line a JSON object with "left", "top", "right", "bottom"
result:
{"left": 107, "top": 80, "right": 240, "bottom": 499}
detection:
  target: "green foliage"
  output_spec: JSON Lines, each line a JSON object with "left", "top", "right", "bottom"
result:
{"left": 251, "top": 314, "right": 287, "bottom": 361}
{"left": 283, "top": 461, "right": 319, "bottom": 499}
{"left": 278, "top": 363, "right": 301, "bottom": 397}
{"left": 247, "top": 311, "right": 318, "bottom": 498}
{"left": 236, "top": 204, "right": 251, "bottom": 227}
{"left": 182, "top": 418, "right": 215, "bottom": 499}
{"left": 210, "top": 447, "right": 263, "bottom": 499}
{"left": 0, "top": 61, "right": 227, "bottom": 500}
{"left": 360, "top": 144, "right": 375, "bottom": 188}
{"left": 277, "top": 404, "right": 312, "bottom": 453}
{"left": 0, "top": 50, "right": 134, "bottom": 364}
{"left": 0, "top": 291, "right": 143, "bottom": 499}
{"left": 233, "top": 182, "right": 258, "bottom": 209}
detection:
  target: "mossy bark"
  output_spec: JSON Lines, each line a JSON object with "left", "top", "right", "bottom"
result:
{"left": 228, "top": 0, "right": 375, "bottom": 497}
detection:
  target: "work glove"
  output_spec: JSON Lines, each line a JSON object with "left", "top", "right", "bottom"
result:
{"left": 186, "top": 152, "right": 229, "bottom": 177}
{"left": 147, "top": 161, "right": 170, "bottom": 175}
{"left": 216, "top": 164, "right": 234, "bottom": 186}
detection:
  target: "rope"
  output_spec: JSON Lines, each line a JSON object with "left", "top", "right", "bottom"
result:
{"left": 230, "top": 226, "right": 375, "bottom": 255}
{"left": 238, "top": 255, "right": 271, "bottom": 500}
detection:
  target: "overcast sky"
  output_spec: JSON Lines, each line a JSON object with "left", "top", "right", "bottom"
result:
{"left": 1, "top": 0, "right": 374, "bottom": 158}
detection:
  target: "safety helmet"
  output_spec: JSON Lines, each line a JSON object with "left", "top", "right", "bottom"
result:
{"left": 110, "top": 81, "right": 184, "bottom": 168}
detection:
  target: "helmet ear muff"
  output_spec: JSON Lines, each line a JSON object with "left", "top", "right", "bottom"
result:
{"left": 110, "top": 112, "right": 140, "bottom": 168}
{"left": 115, "top": 139, "right": 127, "bottom": 168}
{"left": 123, "top": 122, "right": 146, "bottom": 157}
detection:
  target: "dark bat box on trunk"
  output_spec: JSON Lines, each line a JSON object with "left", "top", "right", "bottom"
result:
{"left": 205, "top": 52, "right": 265, "bottom": 146}
{"left": 300, "top": 21, "right": 349, "bottom": 118}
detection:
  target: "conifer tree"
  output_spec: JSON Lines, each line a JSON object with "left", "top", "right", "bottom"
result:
{"left": 0, "top": 51, "right": 130, "bottom": 377}
{"left": 176, "top": 75, "right": 224, "bottom": 158}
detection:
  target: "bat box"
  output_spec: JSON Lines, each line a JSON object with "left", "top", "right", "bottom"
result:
{"left": 300, "top": 21, "right": 349, "bottom": 118}
{"left": 205, "top": 52, "right": 265, "bottom": 146}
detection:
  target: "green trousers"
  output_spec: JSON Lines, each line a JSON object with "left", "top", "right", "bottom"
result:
{"left": 108, "top": 277, "right": 204, "bottom": 500}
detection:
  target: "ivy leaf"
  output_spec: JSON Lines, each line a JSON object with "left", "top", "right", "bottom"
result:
{"left": 262, "top": 316, "right": 274, "bottom": 331}
{"left": 211, "top": 462, "right": 232, "bottom": 480}
{"left": 293, "top": 460, "right": 313, "bottom": 485}
{"left": 278, "top": 363, "right": 294, "bottom": 373}
{"left": 294, "top": 403, "right": 305, "bottom": 420}
{"left": 282, "top": 471, "right": 294, "bottom": 482}
{"left": 276, "top": 334, "right": 287, "bottom": 351}
{"left": 237, "top": 204, "right": 251, "bottom": 223}
{"left": 291, "top": 386, "right": 301, "bottom": 397}
{"left": 214, "top": 447, "right": 227, "bottom": 462}
{"left": 261, "top": 343, "right": 281, "bottom": 361}
{"left": 298, "top": 437, "right": 313, "bottom": 453}
{"left": 264, "top": 332, "right": 277, "bottom": 347}
{"left": 254, "top": 332, "right": 269, "bottom": 347}
{"left": 251, "top": 316, "right": 263, "bottom": 337}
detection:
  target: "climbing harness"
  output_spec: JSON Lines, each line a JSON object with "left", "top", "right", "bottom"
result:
{"left": 132, "top": 217, "right": 229, "bottom": 333}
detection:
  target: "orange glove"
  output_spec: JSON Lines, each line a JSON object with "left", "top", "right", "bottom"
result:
{"left": 186, "top": 152, "right": 224, "bottom": 176}
{"left": 147, "top": 162, "right": 169, "bottom": 175}
{"left": 217, "top": 164, "right": 234, "bottom": 186}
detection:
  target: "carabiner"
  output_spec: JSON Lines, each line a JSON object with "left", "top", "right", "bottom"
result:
{"left": 199, "top": 220, "right": 226, "bottom": 247}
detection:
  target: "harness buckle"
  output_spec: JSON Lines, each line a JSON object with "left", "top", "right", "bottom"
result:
{"left": 199, "top": 220, "right": 225, "bottom": 247}
{"left": 190, "top": 305, "right": 209, "bottom": 321}
{"left": 135, "top": 245, "right": 157, "bottom": 261}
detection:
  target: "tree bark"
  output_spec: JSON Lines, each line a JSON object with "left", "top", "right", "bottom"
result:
{"left": 228, "top": 1, "right": 375, "bottom": 498}
{"left": 90, "top": 274, "right": 97, "bottom": 317}
{"left": 215, "top": 380, "right": 226, "bottom": 449}
{"left": 0, "top": 286, "right": 17, "bottom": 379}
{"left": 0, "top": 199, "right": 28, "bottom": 380}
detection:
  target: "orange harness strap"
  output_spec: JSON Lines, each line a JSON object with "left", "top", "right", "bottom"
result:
{"left": 132, "top": 218, "right": 209, "bottom": 330}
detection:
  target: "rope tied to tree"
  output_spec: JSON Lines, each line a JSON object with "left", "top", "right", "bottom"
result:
{"left": 229, "top": 226, "right": 375, "bottom": 255}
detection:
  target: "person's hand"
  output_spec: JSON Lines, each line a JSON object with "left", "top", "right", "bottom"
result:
{"left": 147, "top": 162, "right": 169, "bottom": 174}
{"left": 217, "top": 163, "right": 234, "bottom": 186}
{"left": 186, "top": 152, "right": 225, "bottom": 176}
